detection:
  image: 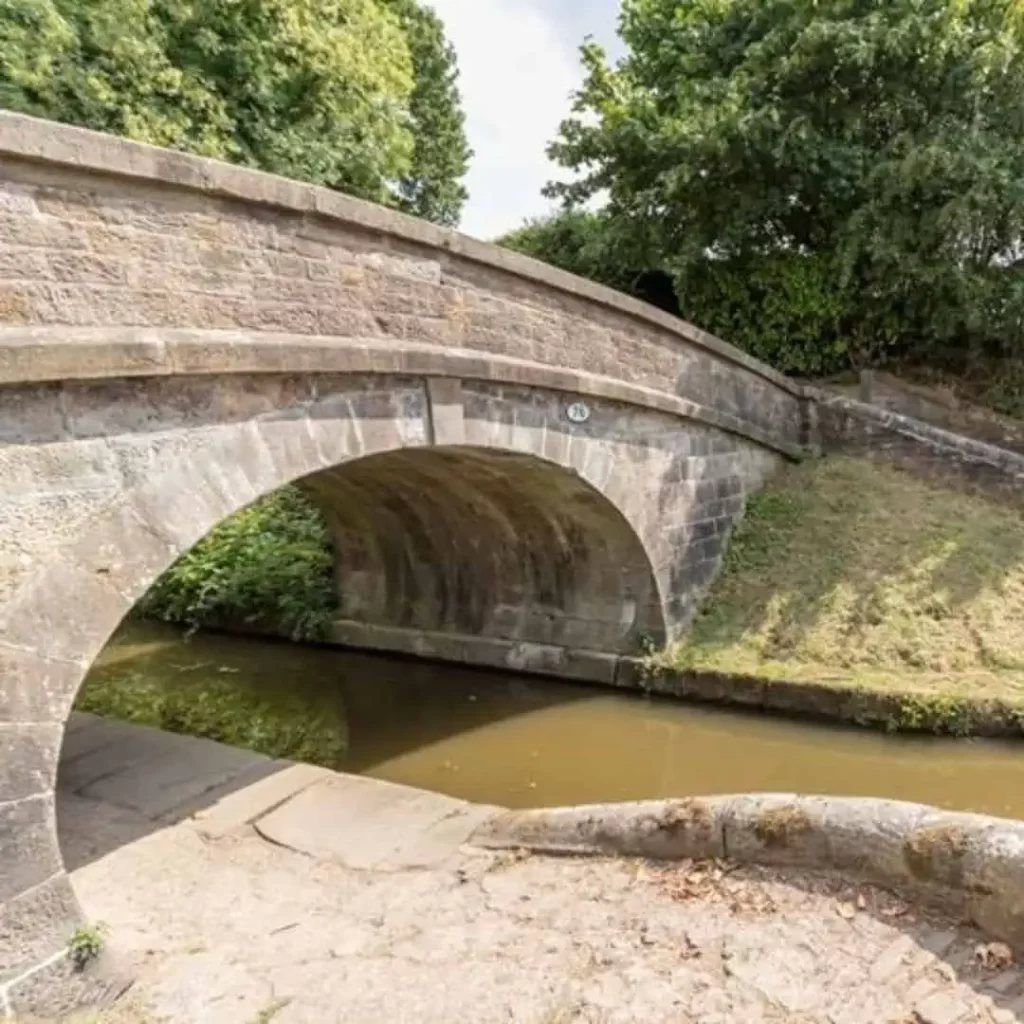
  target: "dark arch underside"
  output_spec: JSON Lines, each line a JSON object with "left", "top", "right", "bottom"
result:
{"left": 300, "top": 446, "right": 666, "bottom": 661}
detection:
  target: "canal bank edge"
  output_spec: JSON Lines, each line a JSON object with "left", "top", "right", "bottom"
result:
{"left": 144, "top": 620, "right": 1024, "bottom": 739}
{"left": 617, "top": 659, "right": 1024, "bottom": 738}
{"left": 471, "top": 793, "right": 1024, "bottom": 951}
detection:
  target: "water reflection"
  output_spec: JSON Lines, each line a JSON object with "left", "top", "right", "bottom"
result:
{"left": 84, "top": 622, "right": 1024, "bottom": 817}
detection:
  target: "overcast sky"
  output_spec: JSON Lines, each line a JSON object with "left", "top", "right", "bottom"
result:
{"left": 427, "top": 0, "right": 624, "bottom": 241}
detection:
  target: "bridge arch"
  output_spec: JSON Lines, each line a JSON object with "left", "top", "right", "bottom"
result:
{"left": 1, "top": 365, "right": 770, "bottom": 1003}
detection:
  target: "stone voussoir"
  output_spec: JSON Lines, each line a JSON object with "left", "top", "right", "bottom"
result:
{"left": 0, "top": 794, "right": 60, "bottom": 905}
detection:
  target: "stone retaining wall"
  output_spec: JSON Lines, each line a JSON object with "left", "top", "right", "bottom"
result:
{"left": 612, "top": 662, "right": 1024, "bottom": 737}
{"left": 812, "top": 388, "right": 1024, "bottom": 504}
{"left": 473, "top": 794, "right": 1024, "bottom": 950}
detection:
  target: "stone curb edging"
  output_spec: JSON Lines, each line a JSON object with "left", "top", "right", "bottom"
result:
{"left": 0, "top": 111, "right": 802, "bottom": 399}
{"left": 471, "top": 793, "right": 1024, "bottom": 949}
{"left": 615, "top": 661, "right": 1024, "bottom": 738}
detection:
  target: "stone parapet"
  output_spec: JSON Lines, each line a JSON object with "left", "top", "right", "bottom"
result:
{"left": 0, "top": 112, "right": 805, "bottom": 449}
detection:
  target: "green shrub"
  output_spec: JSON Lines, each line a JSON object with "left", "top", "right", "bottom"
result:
{"left": 681, "top": 253, "right": 851, "bottom": 377}
{"left": 139, "top": 486, "right": 337, "bottom": 641}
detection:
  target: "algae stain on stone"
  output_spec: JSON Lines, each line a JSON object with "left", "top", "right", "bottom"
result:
{"left": 753, "top": 806, "right": 814, "bottom": 849}
{"left": 903, "top": 823, "right": 970, "bottom": 886}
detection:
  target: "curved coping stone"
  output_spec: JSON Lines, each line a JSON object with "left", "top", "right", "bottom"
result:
{"left": 0, "top": 111, "right": 803, "bottom": 400}
{"left": 472, "top": 793, "right": 1024, "bottom": 949}
{"left": 0, "top": 327, "right": 803, "bottom": 458}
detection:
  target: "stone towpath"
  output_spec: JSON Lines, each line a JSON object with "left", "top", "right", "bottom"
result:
{"left": 47, "top": 714, "right": 1024, "bottom": 1023}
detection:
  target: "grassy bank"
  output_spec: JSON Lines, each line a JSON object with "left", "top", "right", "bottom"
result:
{"left": 662, "top": 457, "right": 1024, "bottom": 719}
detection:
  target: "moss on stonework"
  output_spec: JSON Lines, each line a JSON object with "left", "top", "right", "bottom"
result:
{"left": 658, "top": 799, "right": 716, "bottom": 840}
{"left": 753, "top": 806, "right": 814, "bottom": 849}
{"left": 903, "top": 824, "right": 971, "bottom": 885}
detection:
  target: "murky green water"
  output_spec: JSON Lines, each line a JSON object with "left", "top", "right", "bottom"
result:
{"left": 82, "top": 622, "right": 1024, "bottom": 817}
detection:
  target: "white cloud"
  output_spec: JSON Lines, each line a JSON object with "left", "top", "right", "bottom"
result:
{"left": 428, "top": 0, "right": 617, "bottom": 241}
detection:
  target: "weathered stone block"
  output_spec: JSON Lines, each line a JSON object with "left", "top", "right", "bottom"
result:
{"left": 425, "top": 377, "right": 465, "bottom": 447}
{"left": 0, "top": 871, "right": 81, "bottom": 983}
{"left": 0, "top": 793, "right": 60, "bottom": 903}
{"left": 0, "top": 382, "right": 64, "bottom": 442}
{"left": 0, "top": 560, "right": 130, "bottom": 666}
{"left": 62, "top": 500, "right": 177, "bottom": 605}
{"left": 0, "top": 645, "right": 81, "bottom": 723}
{"left": 817, "top": 797, "right": 928, "bottom": 883}
{"left": 720, "top": 794, "right": 830, "bottom": 867}
{"left": 962, "top": 826, "right": 1024, "bottom": 948}
{"left": 473, "top": 798, "right": 726, "bottom": 861}
{"left": 126, "top": 436, "right": 272, "bottom": 553}
{"left": 0, "top": 723, "right": 62, "bottom": 803}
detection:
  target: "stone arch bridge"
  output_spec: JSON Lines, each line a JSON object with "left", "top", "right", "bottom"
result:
{"left": 0, "top": 113, "right": 809, "bottom": 1008}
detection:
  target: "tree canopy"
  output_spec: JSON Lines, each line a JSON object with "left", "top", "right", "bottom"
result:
{"left": 499, "top": 209, "right": 680, "bottom": 316}
{"left": 0, "top": 0, "right": 469, "bottom": 220}
{"left": 382, "top": 0, "right": 471, "bottom": 226}
{"left": 541, "top": 0, "right": 1024, "bottom": 375}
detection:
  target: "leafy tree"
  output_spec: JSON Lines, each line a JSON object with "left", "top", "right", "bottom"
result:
{"left": 546, "top": 0, "right": 1024, "bottom": 374}
{"left": 0, "top": 0, "right": 237, "bottom": 157}
{"left": 0, "top": 0, "right": 469, "bottom": 215}
{"left": 500, "top": 209, "right": 637, "bottom": 293}
{"left": 382, "top": 0, "right": 471, "bottom": 225}
{"left": 499, "top": 209, "right": 680, "bottom": 315}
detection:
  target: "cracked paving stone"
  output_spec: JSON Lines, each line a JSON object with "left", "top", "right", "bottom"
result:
{"left": 52, "top": 754, "right": 1022, "bottom": 1024}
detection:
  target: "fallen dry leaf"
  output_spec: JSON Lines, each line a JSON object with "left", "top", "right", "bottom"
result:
{"left": 974, "top": 941, "right": 1014, "bottom": 970}
{"left": 881, "top": 903, "right": 909, "bottom": 919}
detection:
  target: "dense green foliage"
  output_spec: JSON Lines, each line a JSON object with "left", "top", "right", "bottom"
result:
{"left": 539, "top": 0, "right": 1024, "bottom": 377}
{"left": 0, "top": 0, "right": 468, "bottom": 217}
{"left": 500, "top": 210, "right": 639, "bottom": 294}
{"left": 139, "top": 487, "right": 338, "bottom": 641}
{"left": 498, "top": 209, "right": 681, "bottom": 316}
{"left": 383, "top": 0, "right": 471, "bottom": 226}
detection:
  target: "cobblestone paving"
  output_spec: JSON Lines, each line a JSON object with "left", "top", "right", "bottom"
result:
{"left": 62, "top": 805, "right": 1024, "bottom": 1024}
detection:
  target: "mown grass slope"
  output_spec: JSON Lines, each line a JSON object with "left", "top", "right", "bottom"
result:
{"left": 670, "top": 457, "right": 1024, "bottom": 704}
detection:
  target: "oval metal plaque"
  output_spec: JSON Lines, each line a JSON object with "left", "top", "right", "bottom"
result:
{"left": 566, "top": 401, "right": 591, "bottom": 424}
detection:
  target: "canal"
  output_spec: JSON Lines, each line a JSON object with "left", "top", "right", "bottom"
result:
{"left": 78, "top": 621, "right": 1024, "bottom": 818}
